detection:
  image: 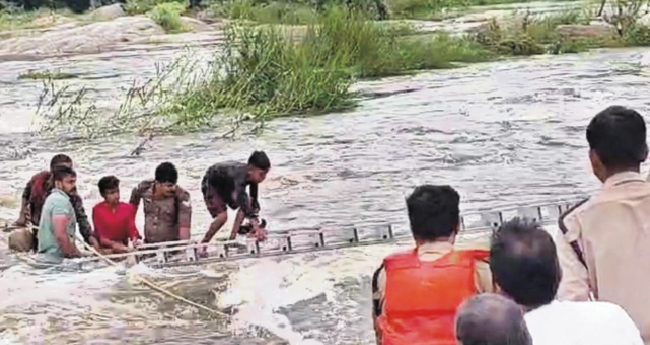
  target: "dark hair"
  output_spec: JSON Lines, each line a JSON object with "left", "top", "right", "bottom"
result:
{"left": 248, "top": 151, "right": 271, "bottom": 171}
{"left": 52, "top": 165, "right": 76, "bottom": 182}
{"left": 155, "top": 162, "right": 178, "bottom": 184}
{"left": 406, "top": 185, "right": 460, "bottom": 241}
{"left": 490, "top": 217, "right": 560, "bottom": 308}
{"left": 97, "top": 176, "right": 120, "bottom": 197}
{"left": 456, "top": 293, "right": 532, "bottom": 345}
{"left": 586, "top": 106, "right": 648, "bottom": 167}
{"left": 50, "top": 154, "right": 72, "bottom": 170}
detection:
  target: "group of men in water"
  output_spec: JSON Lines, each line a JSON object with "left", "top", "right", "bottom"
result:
{"left": 372, "top": 105, "right": 650, "bottom": 345}
{"left": 7, "top": 104, "right": 650, "bottom": 345}
{"left": 8, "top": 150, "right": 271, "bottom": 259}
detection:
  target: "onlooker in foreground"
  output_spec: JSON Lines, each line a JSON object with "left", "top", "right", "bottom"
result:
{"left": 456, "top": 293, "right": 532, "bottom": 345}
{"left": 492, "top": 217, "right": 644, "bottom": 345}
{"left": 557, "top": 106, "right": 650, "bottom": 344}
{"left": 37, "top": 166, "right": 82, "bottom": 262}
{"left": 372, "top": 185, "right": 494, "bottom": 344}
{"left": 92, "top": 176, "right": 141, "bottom": 254}
{"left": 130, "top": 162, "right": 192, "bottom": 244}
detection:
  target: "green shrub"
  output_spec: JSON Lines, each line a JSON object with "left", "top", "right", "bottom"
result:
{"left": 623, "top": 24, "right": 650, "bottom": 46}
{"left": 125, "top": 0, "right": 185, "bottom": 15}
{"left": 147, "top": 1, "right": 187, "bottom": 33}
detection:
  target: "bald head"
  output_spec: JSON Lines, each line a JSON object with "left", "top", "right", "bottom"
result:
{"left": 456, "top": 293, "right": 532, "bottom": 345}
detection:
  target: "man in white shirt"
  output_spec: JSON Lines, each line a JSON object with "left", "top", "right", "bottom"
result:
{"left": 490, "top": 217, "right": 644, "bottom": 345}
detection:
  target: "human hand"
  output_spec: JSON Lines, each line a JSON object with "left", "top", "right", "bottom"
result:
{"left": 252, "top": 222, "right": 267, "bottom": 241}
{"left": 131, "top": 238, "right": 143, "bottom": 248}
{"left": 198, "top": 245, "right": 209, "bottom": 258}
{"left": 112, "top": 242, "right": 128, "bottom": 253}
{"left": 13, "top": 217, "right": 26, "bottom": 227}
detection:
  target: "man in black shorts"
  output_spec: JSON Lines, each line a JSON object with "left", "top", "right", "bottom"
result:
{"left": 200, "top": 151, "right": 271, "bottom": 251}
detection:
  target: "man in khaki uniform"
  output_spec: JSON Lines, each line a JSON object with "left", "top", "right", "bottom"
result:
{"left": 557, "top": 106, "right": 650, "bottom": 344}
{"left": 129, "top": 162, "right": 192, "bottom": 243}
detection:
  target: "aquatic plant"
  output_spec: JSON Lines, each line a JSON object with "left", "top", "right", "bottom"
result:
{"left": 18, "top": 69, "right": 78, "bottom": 80}
{"left": 147, "top": 1, "right": 188, "bottom": 33}
{"left": 162, "top": 6, "right": 493, "bottom": 120}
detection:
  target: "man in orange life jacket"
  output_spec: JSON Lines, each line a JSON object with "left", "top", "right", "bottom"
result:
{"left": 371, "top": 185, "right": 495, "bottom": 345}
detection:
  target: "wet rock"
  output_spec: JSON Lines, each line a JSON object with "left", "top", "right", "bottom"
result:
{"left": 556, "top": 23, "right": 618, "bottom": 40}
{"left": 0, "top": 16, "right": 165, "bottom": 56}
{"left": 90, "top": 3, "right": 126, "bottom": 22}
{"left": 31, "top": 15, "right": 77, "bottom": 29}
{"left": 179, "top": 17, "right": 212, "bottom": 32}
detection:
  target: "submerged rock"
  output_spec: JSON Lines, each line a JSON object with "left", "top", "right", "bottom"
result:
{"left": 556, "top": 22, "right": 618, "bottom": 40}
{"left": 90, "top": 3, "right": 126, "bottom": 22}
{"left": 0, "top": 16, "right": 165, "bottom": 56}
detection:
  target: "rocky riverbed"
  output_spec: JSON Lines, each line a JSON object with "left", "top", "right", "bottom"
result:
{"left": 2, "top": 0, "right": 644, "bottom": 60}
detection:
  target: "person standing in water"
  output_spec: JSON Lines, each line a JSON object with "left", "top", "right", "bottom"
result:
{"left": 92, "top": 176, "right": 141, "bottom": 254}
{"left": 13, "top": 154, "right": 98, "bottom": 251}
{"left": 129, "top": 162, "right": 192, "bottom": 244}
{"left": 199, "top": 151, "right": 271, "bottom": 249}
{"left": 37, "top": 165, "right": 82, "bottom": 261}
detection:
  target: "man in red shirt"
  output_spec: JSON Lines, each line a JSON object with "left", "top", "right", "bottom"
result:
{"left": 92, "top": 176, "right": 141, "bottom": 254}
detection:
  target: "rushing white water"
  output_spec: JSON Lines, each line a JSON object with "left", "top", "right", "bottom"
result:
{"left": 2, "top": 2, "right": 650, "bottom": 342}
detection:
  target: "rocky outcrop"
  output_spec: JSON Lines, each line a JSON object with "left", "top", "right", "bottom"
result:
{"left": 179, "top": 17, "right": 212, "bottom": 32}
{"left": 0, "top": 16, "right": 165, "bottom": 56}
{"left": 556, "top": 22, "right": 618, "bottom": 40}
{"left": 90, "top": 3, "right": 126, "bottom": 22}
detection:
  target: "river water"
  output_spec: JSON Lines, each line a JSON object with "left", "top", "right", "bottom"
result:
{"left": 2, "top": 9, "right": 650, "bottom": 344}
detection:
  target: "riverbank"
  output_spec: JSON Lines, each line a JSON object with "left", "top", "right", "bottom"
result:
{"left": 25, "top": 2, "right": 650, "bottom": 140}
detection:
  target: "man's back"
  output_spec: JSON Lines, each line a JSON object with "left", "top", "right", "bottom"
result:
{"left": 38, "top": 189, "right": 76, "bottom": 259}
{"left": 558, "top": 172, "right": 650, "bottom": 343}
{"left": 525, "top": 300, "right": 643, "bottom": 345}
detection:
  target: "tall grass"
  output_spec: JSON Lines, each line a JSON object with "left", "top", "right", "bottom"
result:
{"left": 205, "top": 0, "right": 318, "bottom": 25}
{"left": 163, "top": 6, "right": 492, "bottom": 121}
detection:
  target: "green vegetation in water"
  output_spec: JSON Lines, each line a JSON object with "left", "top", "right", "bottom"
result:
{"left": 18, "top": 69, "right": 78, "bottom": 80}
{"left": 34, "top": 4, "right": 650, "bottom": 140}
{"left": 147, "top": 1, "right": 189, "bottom": 33}
{"left": 162, "top": 6, "right": 493, "bottom": 124}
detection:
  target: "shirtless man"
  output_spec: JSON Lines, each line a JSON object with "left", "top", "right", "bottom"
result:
{"left": 200, "top": 151, "right": 271, "bottom": 248}
{"left": 13, "top": 154, "right": 98, "bottom": 251}
{"left": 129, "top": 162, "right": 192, "bottom": 244}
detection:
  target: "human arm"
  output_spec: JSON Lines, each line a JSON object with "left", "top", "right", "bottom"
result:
{"left": 371, "top": 264, "right": 385, "bottom": 345}
{"left": 126, "top": 204, "right": 141, "bottom": 241}
{"left": 129, "top": 184, "right": 142, "bottom": 215}
{"left": 177, "top": 189, "right": 192, "bottom": 240}
{"left": 556, "top": 214, "right": 592, "bottom": 301}
{"left": 71, "top": 193, "right": 97, "bottom": 247}
{"left": 52, "top": 202, "right": 80, "bottom": 258}
{"left": 230, "top": 208, "right": 246, "bottom": 240}
{"left": 15, "top": 179, "right": 32, "bottom": 226}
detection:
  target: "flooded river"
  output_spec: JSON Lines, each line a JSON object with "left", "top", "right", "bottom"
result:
{"left": 1, "top": 12, "right": 650, "bottom": 344}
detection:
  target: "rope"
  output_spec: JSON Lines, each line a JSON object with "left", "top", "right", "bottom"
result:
{"left": 75, "top": 236, "right": 229, "bottom": 318}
